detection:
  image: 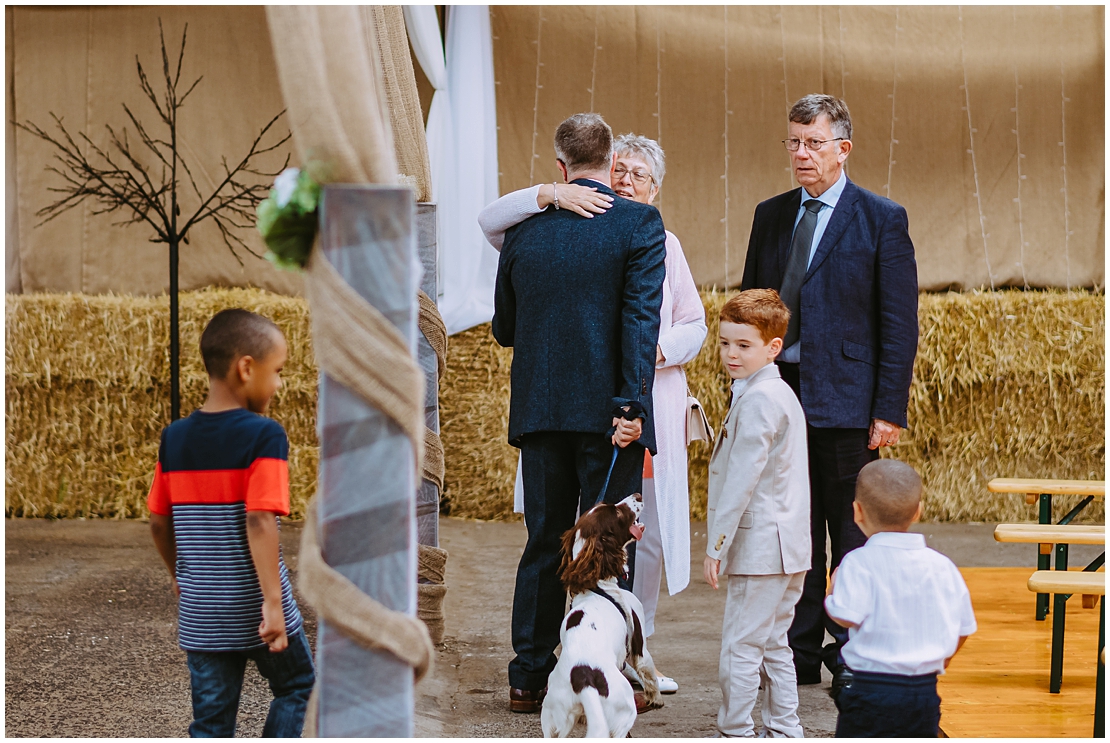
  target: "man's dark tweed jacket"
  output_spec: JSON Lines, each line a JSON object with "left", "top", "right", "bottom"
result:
{"left": 741, "top": 177, "right": 918, "bottom": 429}
{"left": 492, "top": 178, "right": 667, "bottom": 453}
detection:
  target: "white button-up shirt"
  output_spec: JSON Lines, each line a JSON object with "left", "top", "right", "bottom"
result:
{"left": 825, "top": 531, "right": 977, "bottom": 676}
{"left": 779, "top": 170, "right": 848, "bottom": 364}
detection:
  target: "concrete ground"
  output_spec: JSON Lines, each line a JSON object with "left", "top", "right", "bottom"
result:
{"left": 5, "top": 517, "right": 1102, "bottom": 738}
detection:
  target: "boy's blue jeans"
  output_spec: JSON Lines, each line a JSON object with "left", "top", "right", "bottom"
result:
{"left": 186, "top": 628, "right": 315, "bottom": 738}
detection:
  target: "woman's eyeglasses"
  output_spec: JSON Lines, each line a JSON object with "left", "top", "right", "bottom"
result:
{"left": 613, "top": 166, "right": 655, "bottom": 186}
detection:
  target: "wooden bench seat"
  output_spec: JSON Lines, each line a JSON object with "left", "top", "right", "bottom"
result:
{"left": 995, "top": 524, "right": 1105, "bottom": 545}
{"left": 1028, "top": 570, "right": 1106, "bottom": 595}
{"left": 1026, "top": 570, "right": 1106, "bottom": 735}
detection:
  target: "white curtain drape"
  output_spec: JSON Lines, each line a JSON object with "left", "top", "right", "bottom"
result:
{"left": 404, "top": 6, "right": 500, "bottom": 335}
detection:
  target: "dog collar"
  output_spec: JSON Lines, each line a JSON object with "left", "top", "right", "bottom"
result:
{"left": 588, "top": 586, "right": 628, "bottom": 622}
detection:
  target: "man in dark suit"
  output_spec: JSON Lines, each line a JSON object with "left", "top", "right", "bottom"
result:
{"left": 492, "top": 113, "right": 667, "bottom": 713}
{"left": 740, "top": 94, "right": 918, "bottom": 694}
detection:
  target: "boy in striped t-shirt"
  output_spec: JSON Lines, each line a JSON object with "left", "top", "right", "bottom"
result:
{"left": 148, "top": 309, "right": 314, "bottom": 738}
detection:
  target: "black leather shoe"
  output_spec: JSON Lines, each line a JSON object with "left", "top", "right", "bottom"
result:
{"left": 509, "top": 687, "right": 546, "bottom": 713}
{"left": 830, "top": 666, "right": 854, "bottom": 706}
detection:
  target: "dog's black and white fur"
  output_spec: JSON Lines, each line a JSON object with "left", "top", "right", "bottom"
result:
{"left": 541, "top": 494, "right": 662, "bottom": 738}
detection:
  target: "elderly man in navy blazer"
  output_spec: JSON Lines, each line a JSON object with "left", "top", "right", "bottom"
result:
{"left": 492, "top": 113, "right": 667, "bottom": 713}
{"left": 740, "top": 94, "right": 918, "bottom": 695}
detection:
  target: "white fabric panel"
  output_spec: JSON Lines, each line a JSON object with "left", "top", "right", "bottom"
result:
{"left": 402, "top": 6, "right": 446, "bottom": 89}
{"left": 404, "top": 6, "right": 500, "bottom": 334}
{"left": 440, "top": 6, "right": 500, "bottom": 334}
{"left": 402, "top": 6, "right": 450, "bottom": 213}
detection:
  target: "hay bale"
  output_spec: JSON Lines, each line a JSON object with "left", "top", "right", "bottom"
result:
{"left": 437, "top": 324, "right": 518, "bottom": 520}
{"left": 6, "top": 289, "right": 319, "bottom": 519}
{"left": 6, "top": 288, "right": 1104, "bottom": 524}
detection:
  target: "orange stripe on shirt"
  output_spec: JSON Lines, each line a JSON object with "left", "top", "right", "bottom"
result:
{"left": 156, "top": 459, "right": 290, "bottom": 515}
{"left": 147, "top": 462, "right": 172, "bottom": 516}
{"left": 245, "top": 457, "right": 290, "bottom": 515}
{"left": 164, "top": 469, "right": 249, "bottom": 505}
{"left": 643, "top": 451, "right": 653, "bottom": 479}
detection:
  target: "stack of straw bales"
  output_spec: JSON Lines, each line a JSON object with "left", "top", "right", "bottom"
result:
{"left": 6, "top": 289, "right": 319, "bottom": 519}
{"left": 439, "top": 289, "right": 1104, "bottom": 524}
{"left": 682, "top": 290, "right": 1105, "bottom": 523}
{"left": 6, "top": 288, "right": 1103, "bottom": 524}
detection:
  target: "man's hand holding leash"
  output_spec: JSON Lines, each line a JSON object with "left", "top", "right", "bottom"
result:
{"left": 611, "top": 416, "right": 642, "bottom": 447}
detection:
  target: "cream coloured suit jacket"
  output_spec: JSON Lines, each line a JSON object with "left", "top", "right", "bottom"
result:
{"left": 706, "top": 363, "right": 812, "bottom": 575}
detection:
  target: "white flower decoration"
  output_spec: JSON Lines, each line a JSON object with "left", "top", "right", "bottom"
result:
{"left": 273, "top": 167, "right": 301, "bottom": 208}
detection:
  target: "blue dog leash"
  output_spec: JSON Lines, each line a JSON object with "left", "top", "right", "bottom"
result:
{"left": 593, "top": 445, "right": 620, "bottom": 508}
{"left": 593, "top": 404, "right": 645, "bottom": 507}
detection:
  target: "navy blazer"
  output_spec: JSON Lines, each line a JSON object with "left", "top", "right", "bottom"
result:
{"left": 492, "top": 179, "right": 667, "bottom": 452}
{"left": 740, "top": 177, "right": 918, "bottom": 429}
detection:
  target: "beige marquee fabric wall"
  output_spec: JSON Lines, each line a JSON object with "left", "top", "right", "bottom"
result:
{"left": 9, "top": 6, "right": 301, "bottom": 296}
{"left": 491, "top": 5, "right": 1104, "bottom": 290}
{"left": 7, "top": 6, "right": 1105, "bottom": 295}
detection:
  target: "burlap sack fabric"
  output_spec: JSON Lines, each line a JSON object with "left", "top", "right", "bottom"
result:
{"left": 368, "top": 5, "right": 433, "bottom": 203}
{"left": 418, "top": 544, "right": 450, "bottom": 644}
{"left": 265, "top": 5, "right": 449, "bottom": 697}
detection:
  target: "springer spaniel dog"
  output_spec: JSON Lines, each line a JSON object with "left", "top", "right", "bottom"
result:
{"left": 540, "top": 493, "right": 662, "bottom": 738}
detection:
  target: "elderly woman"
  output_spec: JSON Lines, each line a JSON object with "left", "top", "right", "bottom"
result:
{"left": 478, "top": 134, "right": 707, "bottom": 695}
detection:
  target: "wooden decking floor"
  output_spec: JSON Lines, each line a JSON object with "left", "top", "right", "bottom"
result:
{"left": 939, "top": 567, "right": 1104, "bottom": 738}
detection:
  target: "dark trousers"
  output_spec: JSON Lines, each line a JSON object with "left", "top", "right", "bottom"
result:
{"left": 185, "top": 628, "right": 315, "bottom": 738}
{"left": 509, "top": 431, "right": 644, "bottom": 691}
{"left": 834, "top": 670, "right": 941, "bottom": 737}
{"left": 778, "top": 361, "right": 877, "bottom": 678}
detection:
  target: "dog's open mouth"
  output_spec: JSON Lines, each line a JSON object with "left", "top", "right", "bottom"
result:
{"left": 615, "top": 492, "right": 647, "bottom": 542}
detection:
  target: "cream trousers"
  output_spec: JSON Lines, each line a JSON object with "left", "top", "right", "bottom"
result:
{"left": 718, "top": 571, "right": 806, "bottom": 738}
{"left": 631, "top": 476, "right": 662, "bottom": 637}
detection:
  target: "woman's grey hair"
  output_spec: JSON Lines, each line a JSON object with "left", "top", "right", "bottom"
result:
{"left": 789, "top": 94, "right": 852, "bottom": 141}
{"left": 614, "top": 133, "right": 666, "bottom": 189}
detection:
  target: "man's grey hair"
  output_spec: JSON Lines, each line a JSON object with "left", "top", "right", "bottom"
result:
{"left": 789, "top": 94, "right": 852, "bottom": 141}
{"left": 554, "top": 113, "right": 613, "bottom": 172}
{"left": 614, "top": 133, "right": 667, "bottom": 189}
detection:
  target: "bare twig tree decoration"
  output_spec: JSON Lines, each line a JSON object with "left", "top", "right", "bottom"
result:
{"left": 15, "top": 21, "right": 291, "bottom": 420}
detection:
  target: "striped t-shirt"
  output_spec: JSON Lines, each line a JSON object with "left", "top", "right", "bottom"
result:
{"left": 147, "top": 408, "right": 303, "bottom": 652}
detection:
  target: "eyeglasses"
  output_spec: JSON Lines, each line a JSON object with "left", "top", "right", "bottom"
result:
{"left": 613, "top": 166, "right": 655, "bottom": 186}
{"left": 782, "top": 137, "right": 847, "bottom": 152}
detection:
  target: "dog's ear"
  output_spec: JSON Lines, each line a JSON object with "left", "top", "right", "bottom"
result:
{"left": 560, "top": 529, "right": 605, "bottom": 595}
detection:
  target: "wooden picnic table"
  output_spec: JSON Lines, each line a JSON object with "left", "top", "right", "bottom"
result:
{"left": 989, "top": 478, "right": 1105, "bottom": 620}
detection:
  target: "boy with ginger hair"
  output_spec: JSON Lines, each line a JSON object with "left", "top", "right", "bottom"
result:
{"left": 704, "top": 289, "right": 811, "bottom": 738}
{"left": 148, "top": 309, "right": 314, "bottom": 737}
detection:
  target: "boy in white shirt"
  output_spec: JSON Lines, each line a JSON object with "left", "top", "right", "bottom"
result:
{"left": 704, "top": 289, "right": 811, "bottom": 738}
{"left": 825, "top": 459, "right": 977, "bottom": 737}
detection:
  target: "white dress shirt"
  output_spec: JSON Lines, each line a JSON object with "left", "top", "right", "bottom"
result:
{"left": 779, "top": 170, "right": 848, "bottom": 364}
{"left": 824, "top": 531, "right": 977, "bottom": 676}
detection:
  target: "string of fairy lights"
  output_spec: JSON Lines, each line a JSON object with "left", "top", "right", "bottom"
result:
{"left": 958, "top": 6, "right": 995, "bottom": 291}
{"left": 527, "top": 9, "right": 545, "bottom": 186}
{"left": 1010, "top": 9, "right": 1029, "bottom": 289}
{"left": 721, "top": 6, "right": 731, "bottom": 287}
{"left": 1057, "top": 7, "right": 1072, "bottom": 291}
{"left": 884, "top": 9, "right": 900, "bottom": 201}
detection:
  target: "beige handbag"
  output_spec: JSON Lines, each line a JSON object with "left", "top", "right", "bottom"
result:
{"left": 686, "top": 389, "right": 714, "bottom": 445}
